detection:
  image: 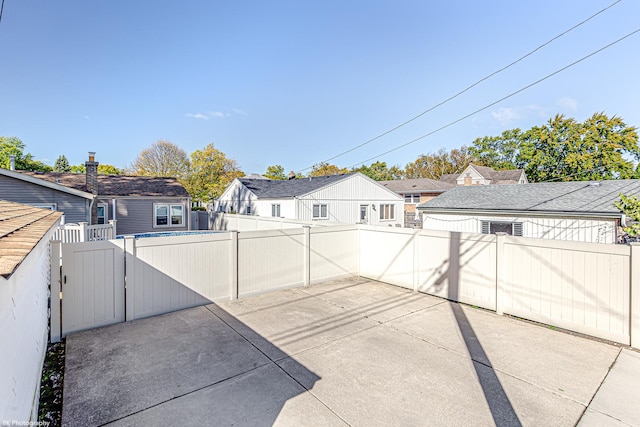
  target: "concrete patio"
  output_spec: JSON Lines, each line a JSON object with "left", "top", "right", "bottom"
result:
{"left": 62, "top": 277, "right": 638, "bottom": 426}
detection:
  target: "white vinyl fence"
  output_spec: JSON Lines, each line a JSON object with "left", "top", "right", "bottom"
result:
{"left": 210, "top": 212, "right": 337, "bottom": 231}
{"left": 51, "top": 226, "right": 359, "bottom": 339}
{"left": 53, "top": 221, "right": 116, "bottom": 242}
{"left": 52, "top": 222, "right": 640, "bottom": 348}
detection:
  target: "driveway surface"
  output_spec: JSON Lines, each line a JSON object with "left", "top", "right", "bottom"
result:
{"left": 62, "top": 277, "right": 636, "bottom": 426}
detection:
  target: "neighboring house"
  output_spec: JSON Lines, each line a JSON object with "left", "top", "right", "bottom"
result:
{"left": 0, "top": 153, "right": 191, "bottom": 235}
{"left": 214, "top": 172, "right": 404, "bottom": 227}
{"left": 0, "top": 201, "right": 62, "bottom": 422}
{"left": 440, "top": 163, "right": 528, "bottom": 186}
{"left": 418, "top": 179, "right": 640, "bottom": 244}
{"left": 380, "top": 178, "right": 455, "bottom": 221}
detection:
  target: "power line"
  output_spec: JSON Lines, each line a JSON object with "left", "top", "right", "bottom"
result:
{"left": 297, "top": 0, "right": 623, "bottom": 173}
{"left": 0, "top": 0, "right": 5, "bottom": 26}
{"left": 342, "top": 27, "right": 640, "bottom": 170}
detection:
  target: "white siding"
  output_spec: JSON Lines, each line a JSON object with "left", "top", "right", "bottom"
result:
{"left": 253, "top": 199, "right": 296, "bottom": 218}
{"left": 296, "top": 174, "right": 403, "bottom": 226}
{"left": 423, "top": 213, "right": 617, "bottom": 244}
{"left": 214, "top": 180, "right": 258, "bottom": 214}
{"left": 0, "top": 224, "right": 59, "bottom": 422}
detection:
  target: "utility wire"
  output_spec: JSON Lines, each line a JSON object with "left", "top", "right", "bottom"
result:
{"left": 297, "top": 0, "right": 623, "bottom": 173}
{"left": 0, "top": 0, "right": 5, "bottom": 26}
{"left": 342, "top": 27, "right": 640, "bottom": 170}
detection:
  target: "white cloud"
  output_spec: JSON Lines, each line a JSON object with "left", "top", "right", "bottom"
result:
{"left": 557, "top": 97, "right": 578, "bottom": 112}
{"left": 232, "top": 108, "right": 247, "bottom": 116}
{"left": 490, "top": 104, "right": 548, "bottom": 127}
{"left": 186, "top": 110, "right": 242, "bottom": 120}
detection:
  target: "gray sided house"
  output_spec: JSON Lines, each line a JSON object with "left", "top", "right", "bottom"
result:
{"left": 380, "top": 178, "right": 455, "bottom": 220}
{"left": 0, "top": 156, "right": 191, "bottom": 235}
{"left": 418, "top": 179, "right": 640, "bottom": 244}
{"left": 214, "top": 172, "right": 404, "bottom": 227}
{"left": 440, "top": 163, "right": 528, "bottom": 186}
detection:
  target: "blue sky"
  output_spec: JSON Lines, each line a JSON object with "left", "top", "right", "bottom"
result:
{"left": 1, "top": 1, "right": 638, "bottom": 175}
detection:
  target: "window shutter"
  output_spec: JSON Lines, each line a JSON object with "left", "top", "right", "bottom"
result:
{"left": 481, "top": 221, "right": 490, "bottom": 234}
{"left": 513, "top": 222, "right": 523, "bottom": 236}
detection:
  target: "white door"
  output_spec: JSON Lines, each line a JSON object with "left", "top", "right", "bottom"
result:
{"left": 61, "top": 240, "right": 125, "bottom": 336}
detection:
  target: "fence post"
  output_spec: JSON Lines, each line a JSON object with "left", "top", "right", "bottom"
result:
{"left": 50, "top": 240, "right": 62, "bottom": 343}
{"left": 230, "top": 231, "right": 239, "bottom": 299}
{"left": 124, "top": 236, "right": 136, "bottom": 321}
{"left": 630, "top": 243, "right": 640, "bottom": 349}
{"left": 109, "top": 220, "right": 117, "bottom": 238}
{"left": 303, "top": 226, "right": 311, "bottom": 287}
{"left": 495, "top": 233, "right": 506, "bottom": 315}
{"left": 79, "top": 222, "right": 88, "bottom": 242}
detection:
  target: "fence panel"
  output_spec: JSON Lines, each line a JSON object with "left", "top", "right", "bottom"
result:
{"left": 238, "top": 229, "right": 306, "bottom": 297}
{"left": 125, "top": 233, "right": 230, "bottom": 320}
{"left": 359, "top": 227, "right": 417, "bottom": 290}
{"left": 502, "top": 236, "right": 630, "bottom": 344}
{"left": 310, "top": 225, "right": 359, "bottom": 284}
{"left": 417, "top": 230, "right": 497, "bottom": 310}
{"left": 61, "top": 240, "right": 125, "bottom": 336}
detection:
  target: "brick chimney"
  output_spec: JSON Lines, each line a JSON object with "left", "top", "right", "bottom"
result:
{"left": 86, "top": 152, "right": 99, "bottom": 194}
{"left": 463, "top": 173, "right": 472, "bottom": 186}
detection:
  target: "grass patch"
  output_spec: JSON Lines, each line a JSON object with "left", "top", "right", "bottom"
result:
{"left": 38, "top": 340, "right": 65, "bottom": 427}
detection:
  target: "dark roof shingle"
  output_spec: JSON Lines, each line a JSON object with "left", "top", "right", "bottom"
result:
{"left": 239, "top": 174, "right": 352, "bottom": 198}
{"left": 18, "top": 172, "right": 189, "bottom": 197}
{"left": 419, "top": 179, "right": 640, "bottom": 215}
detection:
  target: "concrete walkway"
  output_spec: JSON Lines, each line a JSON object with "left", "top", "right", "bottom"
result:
{"left": 62, "top": 277, "right": 636, "bottom": 426}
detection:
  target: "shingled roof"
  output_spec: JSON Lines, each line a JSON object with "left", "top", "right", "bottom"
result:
{"left": 17, "top": 172, "right": 189, "bottom": 197}
{"left": 379, "top": 178, "right": 454, "bottom": 193}
{"left": 238, "top": 174, "right": 352, "bottom": 198}
{"left": 0, "top": 200, "right": 62, "bottom": 278}
{"left": 418, "top": 179, "right": 640, "bottom": 216}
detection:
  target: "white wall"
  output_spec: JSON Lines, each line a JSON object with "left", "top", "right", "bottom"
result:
{"left": 214, "top": 180, "right": 257, "bottom": 215}
{"left": 296, "top": 174, "right": 403, "bottom": 227}
{"left": 423, "top": 213, "right": 617, "bottom": 244}
{"left": 0, "top": 224, "right": 59, "bottom": 422}
{"left": 253, "top": 199, "right": 296, "bottom": 218}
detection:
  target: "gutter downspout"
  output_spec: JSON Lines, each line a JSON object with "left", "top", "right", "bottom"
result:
{"left": 89, "top": 195, "right": 97, "bottom": 225}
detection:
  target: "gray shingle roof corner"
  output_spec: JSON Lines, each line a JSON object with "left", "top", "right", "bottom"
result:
{"left": 239, "top": 173, "right": 353, "bottom": 198}
{"left": 379, "top": 178, "right": 455, "bottom": 192}
{"left": 418, "top": 179, "right": 640, "bottom": 215}
{"left": 17, "top": 172, "right": 190, "bottom": 197}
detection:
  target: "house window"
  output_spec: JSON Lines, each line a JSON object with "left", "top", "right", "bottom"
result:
{"left": 246, "top": 205, "right": 252, "bottom": 215}
{"left": 154, "top": 204, "right": 184, "bottom": 227}
{"left": 272, "top": 204, "right": 281, "bottom": 217}
{"left": 97, "top": 203, "right": 108, "bottom": 224}
{"left": 312, "top": 204, "right": 328, "bottom": 219}
{"left": 481, "top": 221, "right": 523, "bottom": 236}
{"left": 379, "top": 204, "right": 395, "bottom": 220}
{"left": 404, "top": 193, "right": 420, "bottom": 204}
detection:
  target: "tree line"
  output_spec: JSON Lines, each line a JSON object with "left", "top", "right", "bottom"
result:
{"left": 2, "top": 112, "right": 638, "bottom": 204}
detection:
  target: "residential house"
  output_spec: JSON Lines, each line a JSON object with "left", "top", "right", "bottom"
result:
{"left": 214, "top": 172, "right": 404, "bottom": 226}
{"left": 440, "top": 163, "right": 528, "bottom": 186}
{"left": 0, "top": 201, "right": 62, "bottom": 421}
{"left": 418, "top": 179, "right": 640, "bottom": 244}
{"left": 380, "top": 178, "right": 455, "bottom": 224}
{"left": 0, "top": 153, "right": 191, "bottom": 235}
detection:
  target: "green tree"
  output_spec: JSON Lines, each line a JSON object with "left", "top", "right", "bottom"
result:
{"left": 470, "top": 113, "right": 639, "bottom": 182}
{"left": 405, "top": 146, "right": 475, "bottom": 179}
{"left": 130, "top": 140, "right": 189, "bottom": 178}
{"left": 309, "top": 162, "right": 348, "bottom": 177}
{"left": 0, "top": 136, "right": 52, "bottom": 171}
{"left": 70, "top": 164, "right": 124, "bottom": 175}
{"left": 352, "top": 161, "right": 404, "bottom": 181}
{"left": 615, "top": 193, "right": 640, "bottom": 238}
{"left": 264, "top": 165, "right": 287, "bottom": 180}
{"left": 182, "top": 143, "right": 245, "bottom": 203}
{"left": 53, "top": 155, "right": 71, "bottom": 172}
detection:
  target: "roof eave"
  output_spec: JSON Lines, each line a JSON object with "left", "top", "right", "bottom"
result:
{"left": 0, "top": 169, "right": 93, "bottom": 199}
{"left": 417, "top": 206, "right": 623, "bottom": 219}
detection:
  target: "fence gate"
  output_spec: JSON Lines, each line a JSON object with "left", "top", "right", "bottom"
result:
{"left": 60, "top": 240, "right": 125, "bottom": 336}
